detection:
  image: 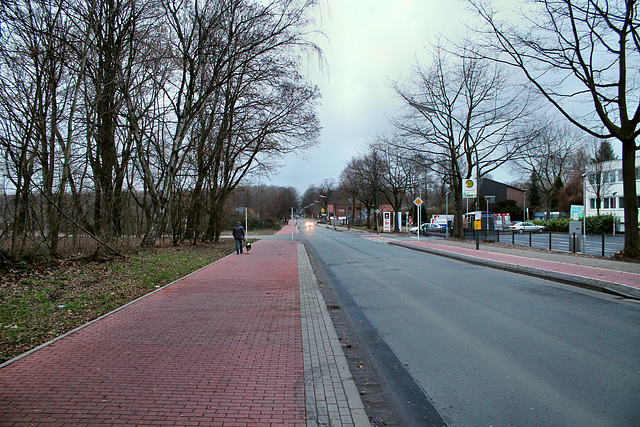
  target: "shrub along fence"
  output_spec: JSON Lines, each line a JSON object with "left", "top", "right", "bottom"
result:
{"left": 531, "top": 214, "right": 619, "bottom": 235}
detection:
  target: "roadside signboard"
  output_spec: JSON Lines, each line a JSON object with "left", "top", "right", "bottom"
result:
{"left": 463, "top": 179, "right": 477, "bottom": 199}
{"left": 474, "top": 210, "right": 482, "bottom": 230}
{"left": 413, "top": 197, "right": 423, "bottom": 206}
{"left": 383, "top": 212, "right": 391, "bottom": 232}
{"left": 570, "top": 205, "right": 584, "bottom": 220}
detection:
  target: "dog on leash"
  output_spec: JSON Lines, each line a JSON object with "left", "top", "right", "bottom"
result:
{"left": 245, "top": 241, "right": 252, "bottom": 254}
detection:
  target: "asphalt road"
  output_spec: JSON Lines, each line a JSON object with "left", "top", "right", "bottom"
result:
{"left": 300, "top": 223, "right": 640, "bottom": 426}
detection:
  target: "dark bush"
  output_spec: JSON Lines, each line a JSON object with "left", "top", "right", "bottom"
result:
{"left": 586, "top": 214, "right": 618, "bottom": 235}
{"left": 536, "top": 215, "right": 618, "bottom": 234}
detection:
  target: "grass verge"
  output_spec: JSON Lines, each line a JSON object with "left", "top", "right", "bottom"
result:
{"left": 0, "top": 240, "right": 236, "bottom": 364}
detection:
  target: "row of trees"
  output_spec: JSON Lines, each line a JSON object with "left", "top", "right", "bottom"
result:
{"left": 0, "top": 0, "right": 321, "bottom": 259}
{"left": 470, "top": 0, "right": 639, "bottom": 256}
{"left": 304, "top": 0, "right": 639, "bottom": 257}
{"left": 301, "top": 131, "right": 613, "bottom": 234}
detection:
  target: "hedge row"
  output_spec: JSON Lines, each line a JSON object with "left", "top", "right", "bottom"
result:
{"left": 534, "top": 215, "right": 619, "bottom": 235}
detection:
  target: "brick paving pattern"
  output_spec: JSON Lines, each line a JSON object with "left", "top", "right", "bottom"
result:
{"left": 0, "top": 240, "right": 305, "bottom": 426}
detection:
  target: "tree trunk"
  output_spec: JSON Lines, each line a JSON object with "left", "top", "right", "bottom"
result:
{"left": 621, "top": 140, "right": 639, "bottom": 256}
{"left": 185, "top": 176, "right": 206, "bottom": 243}
{"left": 454, "top": 192, "right": 465, "bottom": 239}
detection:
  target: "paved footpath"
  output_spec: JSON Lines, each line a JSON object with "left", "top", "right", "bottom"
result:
{"left": 0, "top": 222, "right": 368, "bottom": 426}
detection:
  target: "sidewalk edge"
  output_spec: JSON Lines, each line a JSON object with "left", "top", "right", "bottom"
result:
{"left": 297, "top": 243, "right": 371, "bottom": 427}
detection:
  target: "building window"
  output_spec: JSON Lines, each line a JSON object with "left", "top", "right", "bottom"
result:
{"left": 590, "top": 198, "right": 597, "bottom": 209}
{"left": 617, "top": 169, "right": 624, "bottom": 182}
{"left": 618, "top": 197, "right": 624, "bottom": 209}
{"left": 603, "top": 197, "right": 616, "bottom": 209}
{"left": 636, "top": 166, "right": 640, "bottom": 179}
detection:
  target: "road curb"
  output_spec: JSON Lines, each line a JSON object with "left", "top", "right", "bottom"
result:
{"left": 388, "top": 241, "right": 640, "bottom": 300}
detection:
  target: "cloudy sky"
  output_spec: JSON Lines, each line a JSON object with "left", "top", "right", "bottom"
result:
{"left": 263, "top": 0, "right": 511, "bottom": 195}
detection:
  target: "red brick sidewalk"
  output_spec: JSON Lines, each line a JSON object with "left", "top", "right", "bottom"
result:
{"left": 0, "top": 240, "right": 303, "bottom": 426}
{"left": 275, "top": 221, "right": 299, "bottom": 236}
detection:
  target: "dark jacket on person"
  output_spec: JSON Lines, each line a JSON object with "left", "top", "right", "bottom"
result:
{"left": 232, "top": 224, "right": 245, "bottom": 240}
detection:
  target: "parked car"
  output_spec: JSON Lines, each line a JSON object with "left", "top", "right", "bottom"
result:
{"left": 431, "top": 222, "right": 452, "bottom": 232}
{"left": 509, "top": 221, "right": 545, "bottom": 233}
{"left": 410, "top": 223, "right": 446, "bottom": 235}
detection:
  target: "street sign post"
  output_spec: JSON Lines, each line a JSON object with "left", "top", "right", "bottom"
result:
{"left": 414, "top": 197, "right": 423, "bottom": 242}
{"left": 474, "top": 210, "right": 482, "bottom": 250}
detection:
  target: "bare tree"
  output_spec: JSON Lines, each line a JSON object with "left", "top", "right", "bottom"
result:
{"left": 392, "top": 42, "right": 535, "bottom": 238}
{"left": 339, "top": 159, "right": 372, "bottom": 227}
{"left": 0, "top": 0, "right": 322, "bottom": 259}
{"left": 77, "top": 0, "right": 147, "bottom": 246}
{"left": 512, "top": 124, "right": 586, "bottom": 215}
{"left": 470, "top": 0, "right": 640, "bottom": 256}
{"left": 0, "top": 0, "right": 42, "bottom": 257}
{"left": 300, "top": 184, "right": 322, "bottom": 218}
{"left": 133, "top": 0, "right": 320, "bottom": 246}
{"left": 371, "top": 137, "right": 419, "bottom": 232}
{"left": 315, "top": 178, "right": 337, "bottom": 223}
{"left": 339, "top": 160, "right": 370, "bottom": 227}
{"left": 227, "top": 184, "right": 298, "bottom": 225}
{"left": 347, "top": 147, "right": 388, "bottom": 231}
{"left": 0, "top": 0, "right": 83, "bottom": 257}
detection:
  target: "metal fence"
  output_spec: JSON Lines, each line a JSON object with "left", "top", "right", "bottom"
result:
{"left": 459, "top": 229, "right": 624, "bottom": 258}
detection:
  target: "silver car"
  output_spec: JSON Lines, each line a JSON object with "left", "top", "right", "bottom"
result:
{"left": 410, "top": 223, "right": 446, "bottom": 235}
{"left": 509, "top": 221, "right": 545, "bottom": 233}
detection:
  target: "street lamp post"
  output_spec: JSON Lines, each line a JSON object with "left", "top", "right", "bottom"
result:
{"left": 314, "top": 200, "right": 324, "bottom": 222}
{"left": 290, "top": 207, "right": 295, "bottom": 242}
{"left": 612, "top": 192, "right": 617, "bottom": 235}
{"left": 523, "top": 188, "right": 527, "bottom": 221}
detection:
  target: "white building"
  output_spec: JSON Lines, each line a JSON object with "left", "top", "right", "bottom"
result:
{"left": 584, "top": 155, "right": 640, "bottom": 231}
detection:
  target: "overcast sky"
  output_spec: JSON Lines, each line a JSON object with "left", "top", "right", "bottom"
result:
{"left": 261, "top": 0, "right": 511, "bottom": 195}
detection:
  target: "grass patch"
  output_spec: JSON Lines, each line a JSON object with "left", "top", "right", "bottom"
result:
{"left": 0, "top": 240, "right": 236, "bottom": 363}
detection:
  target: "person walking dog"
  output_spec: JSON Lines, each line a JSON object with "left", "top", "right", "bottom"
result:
{"left": 232, "top": 222, "right": 245, "bottom": 254}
